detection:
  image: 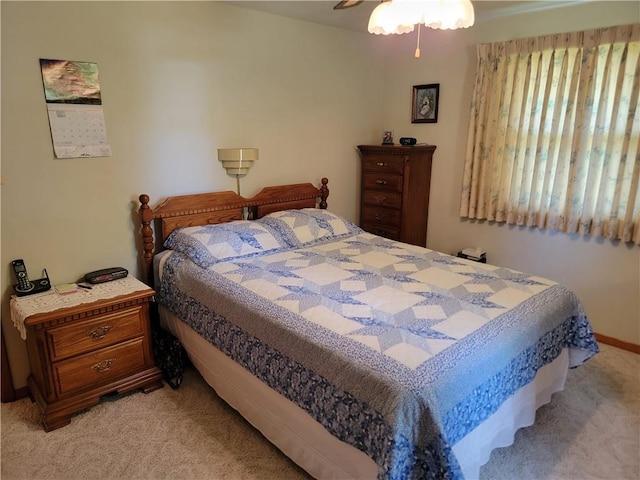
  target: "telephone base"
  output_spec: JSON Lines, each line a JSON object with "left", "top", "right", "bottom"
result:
{"left": 13, "top": 277, "right": 51, "bottom": 297}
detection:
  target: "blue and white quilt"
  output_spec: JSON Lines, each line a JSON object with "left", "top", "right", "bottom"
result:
{"left": 157, "top": 209, "right": 598, "bottom": 480}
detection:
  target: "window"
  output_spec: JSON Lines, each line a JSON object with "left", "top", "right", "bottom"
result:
{"left": 460, "top": 24, "right": 639, "bottom": 245}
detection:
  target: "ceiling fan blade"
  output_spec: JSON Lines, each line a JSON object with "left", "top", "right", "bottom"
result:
{"left": 333, "top": 0, "right": 364, "bottom": 10}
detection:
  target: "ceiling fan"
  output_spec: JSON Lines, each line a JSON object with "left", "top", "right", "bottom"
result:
{"left": 333, "top": 0, "right": 365, "bottom": 9}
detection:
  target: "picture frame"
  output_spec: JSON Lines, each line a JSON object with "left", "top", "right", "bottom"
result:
{"left": 382, "top": 130, "right": 394, "bottom": 145}
{"left": 411, "top": 84, "right": 439, "bottom": 123}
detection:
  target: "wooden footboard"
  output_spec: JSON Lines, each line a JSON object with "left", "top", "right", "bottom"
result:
{"left": 138, "top": 178, "right": 329, "bottom": 285}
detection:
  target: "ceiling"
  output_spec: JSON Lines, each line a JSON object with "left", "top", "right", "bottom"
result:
{"left": 222, "top": 1, "right": 587, "bottom": 33}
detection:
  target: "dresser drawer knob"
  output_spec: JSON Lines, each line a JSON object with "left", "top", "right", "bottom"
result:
{"left": 375, "top": 213, "right": 386, "bottom": 221}
{"left": 376, "top": 162, "right": 388, "bottom": 167}
{"left": 87, "top": 325, "right": 112, "bottom": 340}
{"left": 91, "top": 359, "right": 115, "bottom": 373}
{"left": 374, "top": 195, "right": 387, "bottom": 204}
{"left": 375, "top": 179, "right": 387, "bottom": 185}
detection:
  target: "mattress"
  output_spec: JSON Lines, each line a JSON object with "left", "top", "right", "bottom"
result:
{"left": 152, "top": 209, "right": 598, "bottom": 479}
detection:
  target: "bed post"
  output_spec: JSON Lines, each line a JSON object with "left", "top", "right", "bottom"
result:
{"left": 320, "top": 177, "right": 329, "bottom": 209}
{"left": 139, "top": 194, "right": 155, "bottom": 287}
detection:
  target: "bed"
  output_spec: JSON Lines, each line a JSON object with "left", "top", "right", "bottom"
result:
{"left": 137, "top": 178, "right": 598, "bottom": 480}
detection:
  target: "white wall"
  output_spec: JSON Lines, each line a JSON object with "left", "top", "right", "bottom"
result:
{"left": 0, "top": 1, "right": 384, "bottom": 388}
{"left": 377, "top": 1, "right": 640, "bottom": 345}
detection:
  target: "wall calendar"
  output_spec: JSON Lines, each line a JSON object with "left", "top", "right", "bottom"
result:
{"left": 39, "top": 59, "right": 112, "bottom": 159}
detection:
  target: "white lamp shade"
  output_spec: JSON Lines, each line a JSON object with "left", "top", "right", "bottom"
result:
{"left": 421, "top": 0, "right": 474, "bottom": 29}
{"left": 218, "top": 148, "right": 259, "bottom": 175}
{"left": 368, "top": 1, "right": 416, "bottom": 35}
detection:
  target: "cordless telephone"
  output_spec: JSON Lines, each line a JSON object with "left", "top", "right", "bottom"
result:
{"left": 11, "top": 259, "right": 51, "bottom": 296}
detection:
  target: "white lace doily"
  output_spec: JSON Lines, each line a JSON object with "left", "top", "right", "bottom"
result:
{"left": 10, "top": 276, "right": 153, "bottom": 340}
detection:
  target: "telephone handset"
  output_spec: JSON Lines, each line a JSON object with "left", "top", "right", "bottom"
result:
{"left": 11, "top": 259, "right": 51, "bottom": 297}
{"left": 12, "top": 259, "right": 32, "bottom": 292}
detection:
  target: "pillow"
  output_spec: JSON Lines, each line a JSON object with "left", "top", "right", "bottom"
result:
{"left": 163, "top": 221, "right": 286, "bottom": 268}
{"left": 258, "top": 208, "right": 362, "bottom": 247}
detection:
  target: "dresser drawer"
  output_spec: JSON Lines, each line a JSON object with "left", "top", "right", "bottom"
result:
{"left": 363, "top": 173, "right": 403, "bottom": 192}
{"left": 54, "top": 337, "right": 147, "bottom": 396}
{"left": 47, "top": 306, "right": 146, "bottom": 361}
{"left": 362, "top": 156, "right": 405, "bottom": 174}
{"left": 362, "top": 190, "right": 402, "bottom": 209}
{"left": 361, "top": 206, "right": 402, "bottom": 226}
{"left": 361, "top": 221, "right": 400, "bottom": 240}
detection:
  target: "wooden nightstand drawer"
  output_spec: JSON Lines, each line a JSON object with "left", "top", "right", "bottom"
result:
{"left": 54, "top": 337, "right": 147, "bottom": 396}
{"left": 362, "top": 156, "right": 404, "bottom": 174}
{"left": 362, "top": 191, "right": 402, "bottom": 209}
{"left": 47, "top": 306, "right": 145, "bottom": 361}
{"left": 363, "top": 173, "right": 403, "bottom": 192}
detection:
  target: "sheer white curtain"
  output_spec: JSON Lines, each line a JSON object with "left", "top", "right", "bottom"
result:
{"left": 460, "top": 24, "right": 640, "bottom": 245}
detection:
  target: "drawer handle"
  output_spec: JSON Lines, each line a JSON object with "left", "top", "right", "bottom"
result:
{"left": 375, "top": 179, "right": 387, "bottom": 185}
{"left": 374, "top": 195, "right": 387, "bottom": 204}
{"left": 91, "top": 359, "right": 115, "bottom": 373}
{"left": 376, "top": 162, "right": 388, "bottom": 167}
{"left": 375, "top": 213, "right": 387, "bottom": 221}
{"left": 87, "top": 325, "right": 112, "bottom": 340}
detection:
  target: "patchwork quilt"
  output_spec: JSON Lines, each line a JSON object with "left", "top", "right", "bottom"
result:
{"left": 157, "top": 212, "right": 598, "bottom": 480}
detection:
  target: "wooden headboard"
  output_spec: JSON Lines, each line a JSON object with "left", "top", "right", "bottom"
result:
{"left": 138, "top": 178, "right": 329, "bottom": 284}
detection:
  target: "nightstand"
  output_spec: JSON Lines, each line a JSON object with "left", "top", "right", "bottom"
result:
{"left": 10, "top": 276, "right": 163, "bottom": 431}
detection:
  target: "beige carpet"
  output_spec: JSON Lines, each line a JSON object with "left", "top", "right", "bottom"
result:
{"left": 1, "top": 343, "right": 638, "bottom": 480}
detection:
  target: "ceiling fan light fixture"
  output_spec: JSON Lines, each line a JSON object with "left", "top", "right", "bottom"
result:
{"left": 368, "top": 0, "right": 475, "bottom": 35}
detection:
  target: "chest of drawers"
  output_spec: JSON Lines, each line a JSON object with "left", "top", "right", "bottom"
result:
{"left": 14, "top": 281, "right": 163, "bottom": 431}
{"left": 357, "top": 144, "right": 436, "bottom": 247}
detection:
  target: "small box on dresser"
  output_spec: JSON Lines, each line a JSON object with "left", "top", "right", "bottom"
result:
{"left": 357, "top": 144, "right": 436, "bottom": 247}
{"left": 10, "top": 276, "right": 163, "bottom": 431}
{"left": 457, "top": 251, "right": 487, "bottom": 263}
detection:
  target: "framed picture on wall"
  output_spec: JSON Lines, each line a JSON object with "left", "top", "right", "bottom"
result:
{"left": 411, "top": 84, "right": 439, "bottom": 123}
